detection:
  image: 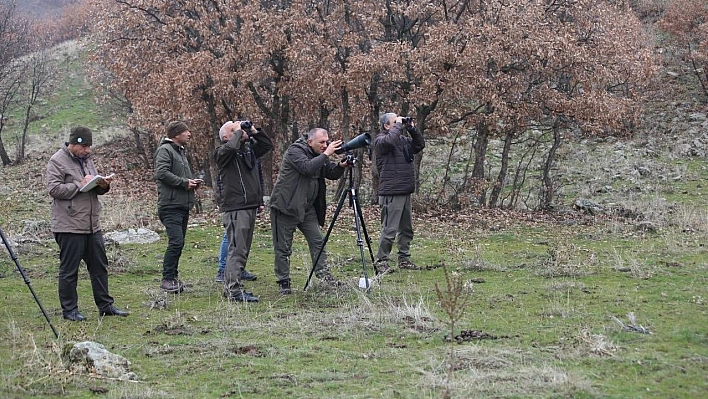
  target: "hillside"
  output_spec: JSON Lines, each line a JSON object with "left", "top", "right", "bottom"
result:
{"left": 0, "top": 19, "right": 707, "bottom": 399}
{"left": 15, "top": 0, "right": 72, "bottom": 17}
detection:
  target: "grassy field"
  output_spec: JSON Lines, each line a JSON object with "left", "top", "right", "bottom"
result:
{"left": 0, "top": 190, "right": 706, "bottom": 398}
{"left": 0, "top": 40, "right": 707, "bottom": 399}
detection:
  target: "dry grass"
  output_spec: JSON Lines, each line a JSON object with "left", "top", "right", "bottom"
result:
{"left": 611, "top": 249, "right": 656, "bottom": 279}
{"left": 534, "top": 241, "right": 596, "bottom": 278}
{"left": 422, "top": 346, "right": 592, "bottom": 397}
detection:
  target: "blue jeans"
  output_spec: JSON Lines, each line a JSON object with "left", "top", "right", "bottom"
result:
{"left": 217, "top": 231, "right": 228, "bottom": 273}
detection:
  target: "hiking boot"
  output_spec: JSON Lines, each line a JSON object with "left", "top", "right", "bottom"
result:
{"left": 215, "top": 270, "right": 225, "bottom": 283}
{"left": 278, "top": 279, "right": 292, "bottom": 295}
{"left": 160, "top": 279, "right": 184, "bottom": 293}
{"left": 375, "top": 260, "right": 394, "bottom": 275}
{"left": 241, "top": 269, "right": 257, "bottom": 281}
{"left": 398, "top": 257, "right": 421, "bottom": 270}
{"left": 316, "top": 269, "right": 344, "bottom": 287}
{"left": 99, "top": 305, "right": 130, "bottom": 317}
{"left": 227, "top": 290, "right": 259, "bottom": 303}
{"left": 63, "top": 309, "right": 86, "bottom": 322}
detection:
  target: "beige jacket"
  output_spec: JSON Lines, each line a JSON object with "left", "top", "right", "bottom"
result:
{"left": 46, "top": 145, "right": 109, "bottom": 234}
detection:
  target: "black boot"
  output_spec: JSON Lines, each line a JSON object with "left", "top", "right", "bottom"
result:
{"left": 63, "top": 309, "right": 86, "bottom": 322}
{"left": 227, "top": 290, "right": 259, "bottom": 303}
{"left": 277, "top": 279, "right": 292, "bottom": 295}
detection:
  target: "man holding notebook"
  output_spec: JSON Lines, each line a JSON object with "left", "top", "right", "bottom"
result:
{"left": 46, "top": 126, "right": 129, "bottom": 321}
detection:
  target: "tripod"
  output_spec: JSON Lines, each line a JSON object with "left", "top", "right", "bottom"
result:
{"left": 304, "top": 152, "right": 378, "bottom": 292}
{"left": 0, "top": 226, "right": 59, "bottom": 338}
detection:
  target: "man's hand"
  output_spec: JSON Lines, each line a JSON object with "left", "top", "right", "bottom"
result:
{"left": 324, "top": 140, "right": 343, "bottom": 156}
{"left": 188, "top": 179, "right": 203, "bottom": 190}
{"left": 97, "top": 174, "right": 113, "bottom": 189}
{"left": 80, "top": 175, "right": 94, "bottom": 187}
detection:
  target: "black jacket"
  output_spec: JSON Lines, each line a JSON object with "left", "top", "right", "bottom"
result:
{"left": 374, "top": 122, "right": 425, "bottom": 196}
{"left": 214, "top": 132, "right": 273, "bottom": 212}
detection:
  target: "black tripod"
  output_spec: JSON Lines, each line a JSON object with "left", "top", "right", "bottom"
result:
{"left": 304, "top": 152, "right": 378, "bottom": 292}
{"left": 0, "top": 226, "right": 59, "bottom": 338}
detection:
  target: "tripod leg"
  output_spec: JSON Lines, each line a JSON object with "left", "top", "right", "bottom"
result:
{"left": 350, "top": 188, "right": 372, "bottom": 291}
{"left": 0, "top": 227, "right": 59, "bottom": 339}
{"left": 353, "top": 189, "right": 377, "bottom": 273}
{"left": 303, "top": 185, "right": 349, "bottom": 291}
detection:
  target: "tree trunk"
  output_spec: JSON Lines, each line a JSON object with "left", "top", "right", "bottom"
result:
{"left": 0, "top": 137, "right": 10, "bottom": 166}
{"left": 472, "top": 122, "right": 489, "bottom": 205}
{"left": 539, "top": 123, "right": 562, "bottom": 210}
{"left": 436, "top": 130, "right": 460, "bottom": 204}
{"left": 17, "top": 103, "right": 31, "bottom": 163}
{"left": 367, "top": 73, "right": 381, "bottom": 205}
{"left": 488, "top": 128, "right": 515, "bottom": 207}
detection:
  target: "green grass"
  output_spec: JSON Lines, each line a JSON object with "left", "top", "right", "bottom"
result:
{"left": 1, "top": 38, "right": 707, "bottom": 399}
{"left": 1, "top": 40, "right": 123, "bottom": 155}
{"left": 1, "top": 209, "right": 706, "bottom": 398}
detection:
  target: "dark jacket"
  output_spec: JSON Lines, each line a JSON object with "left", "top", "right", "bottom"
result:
{"left": 46, "top": 144, "right": 109, "bottom": 234}
{"left": 374, "top": 122, "right": 425, "bottom": 196}
{"left": 270, "top": 136, "right": 345, "bottom": 226}
{"left": 154, "top": 138, "right": 195, "bottom": 211}
{"left": 214, "top": 131, "right": 273, "bottom": 212}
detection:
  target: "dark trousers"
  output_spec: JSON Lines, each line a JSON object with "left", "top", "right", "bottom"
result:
{"left": 54, "top": 232, "right": 114, "bottom": 314}
{"left": 159, "top": 208, "right": 189, "bottom": 280}
{"left": 271, "top": 207, "right": 327, "bottom": 282}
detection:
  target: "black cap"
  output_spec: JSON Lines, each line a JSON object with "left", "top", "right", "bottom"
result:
{"left": 69, "top": 126, "right": 92, "bottom": 146}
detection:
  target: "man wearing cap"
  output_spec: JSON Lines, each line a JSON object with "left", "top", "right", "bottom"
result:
{"left": 154, "top": 120, "right": 201, "bottom": 293}
{"left": 46, "top": 126, "right": 129, "bottom": 321}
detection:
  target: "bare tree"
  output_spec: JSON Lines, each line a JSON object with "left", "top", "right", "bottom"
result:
{"left": 660, "top": 0, "right": 708, "bottom": 99}
{"left": 17, "top": 48, "right": 54, "bottom": 163}
{"left": 0, "top": 1, "right": 29, "bottom": 166}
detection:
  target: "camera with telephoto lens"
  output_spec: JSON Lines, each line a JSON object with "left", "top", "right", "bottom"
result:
{"left": 401, "top": 116, "right": 414, "bottom": 124}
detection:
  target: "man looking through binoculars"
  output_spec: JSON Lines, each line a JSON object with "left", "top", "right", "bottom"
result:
{"left": 373, "top": 113, "right": 426, "bottom": 273}
{"left": 214, "top": 120, "right": 273, "bottom": 302}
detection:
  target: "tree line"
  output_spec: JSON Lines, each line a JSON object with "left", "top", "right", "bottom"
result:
{"left": 2, "top": 0, "right": 704, "bottom": 210}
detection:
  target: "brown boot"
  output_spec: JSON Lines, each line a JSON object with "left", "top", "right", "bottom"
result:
{"left": 375, "top": 260, "right": 394, "bottom": 275}
{"left": 316, "top": 269, "right": 344, "bottom": 287}
{"left": 160, "top": 279, "right": 184, "bottom": 293}
{"left": 397, "top": 257, "right": 421, "bottom": 270}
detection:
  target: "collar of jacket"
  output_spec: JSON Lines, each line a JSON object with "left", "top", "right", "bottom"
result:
{"left": 62, "top": 143, "right": 93, "bottom": 160}
{"left": 162, "top": 138, "right": 185, "bottom": 151}
{"left": 294, "top": 136, "right": 317, "bottom": 156}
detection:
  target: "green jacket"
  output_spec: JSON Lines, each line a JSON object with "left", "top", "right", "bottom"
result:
{"left": 270, "top": 136, "right": 344, "bottom": 226}
{"left": 154, "top": 138, "right": 195, "bottom": 211}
